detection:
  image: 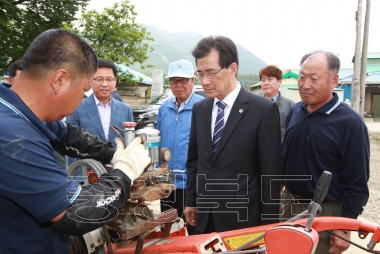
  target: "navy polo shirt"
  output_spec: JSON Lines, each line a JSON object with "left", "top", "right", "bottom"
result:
{"left": 282, "top": 93, "right": 369, "bottom": 219}
{"left": 0, "top": 83, "right": 80, "bottom": 253}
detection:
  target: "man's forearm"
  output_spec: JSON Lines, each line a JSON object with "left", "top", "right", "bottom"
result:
{"left": 53, "top": 168, "right": 130, "bottom": 235}
{"left": 55, "top": 122, "right": 115, "bottom": 164}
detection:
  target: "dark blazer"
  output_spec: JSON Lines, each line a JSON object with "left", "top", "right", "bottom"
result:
{"left": 66, "top": 94, "right": 133, "bottom": 148}
{"left": 185, "top": 87, "right": 282, "bottom": 233}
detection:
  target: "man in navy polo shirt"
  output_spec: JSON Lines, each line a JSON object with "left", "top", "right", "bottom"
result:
{"left": 0, "top": 29, "right": 151, "bottom": 254}
{"left": 281, "top": 50, "right": 369, "bottom": 254}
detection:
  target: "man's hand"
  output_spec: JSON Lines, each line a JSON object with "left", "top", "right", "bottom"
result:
{"left": 112, "top": 137, "right": 151, "bottom": 182}
{"left": 329, "top": 230, "right": 351, "bottom": 254}
{"left": 184, "top": 207, "right": 196, "bottom": 226}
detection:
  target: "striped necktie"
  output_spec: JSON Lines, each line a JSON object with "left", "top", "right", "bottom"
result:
{"left": 212, "top": 101, "right": 226, "bottom": 154}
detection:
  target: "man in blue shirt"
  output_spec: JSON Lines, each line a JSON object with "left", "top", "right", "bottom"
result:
{"left": 0, "top": 29, "right": 150, "bottom": 254}
{"left": 156, "top": 59, "right": 203, "bottom": 234}
{"left": 281, "top": 50, "right": 369, "bottom": 254}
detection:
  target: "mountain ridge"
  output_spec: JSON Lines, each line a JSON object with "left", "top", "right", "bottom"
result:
{"left": 130, "top": 25, "right": 267, "bottom": 75}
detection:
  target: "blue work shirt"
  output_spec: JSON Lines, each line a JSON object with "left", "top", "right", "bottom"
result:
{"left": 156, "top": 92, "right": 204, "bottom": 189}
{"left": 0, "top": 83, "right": 79, "bottom": 253}
{"left": 282, "top": 93, "right": 369, "bottom": 219}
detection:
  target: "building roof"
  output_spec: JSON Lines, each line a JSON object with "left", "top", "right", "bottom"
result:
{"left": 250, "top": 70, "right": 299, "bottom": 88}
{"left": 339, "top": 72, "right": 380, "bottom": 84}
{"left": 116, "top": 64, "right": 153, "bottom": 85}
{"left": 282, "top": 72, "right": 299, "bottom": 79}
{"left": 351, "top": 52, "right": 380, "bottom": 63}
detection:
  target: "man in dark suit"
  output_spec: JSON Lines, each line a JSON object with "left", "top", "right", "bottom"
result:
{"left": 184, "top": 35, "right": 282, "bottom": 234}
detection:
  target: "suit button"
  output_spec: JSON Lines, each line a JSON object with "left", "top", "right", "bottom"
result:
{"left": 211, "top": 168, "right": 216, "bottom": 172}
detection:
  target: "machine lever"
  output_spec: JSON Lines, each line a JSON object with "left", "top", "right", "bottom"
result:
{"left": 305, "top": 171, "right": 332, "bottom": 232}
{"left": 313, "top": 171, "right": 332, "bottom": 204}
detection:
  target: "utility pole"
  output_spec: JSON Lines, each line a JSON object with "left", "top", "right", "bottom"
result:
{"left": 352, "top": 0, "right": 362, "bottom": 112}
{"left": 359, "top": 0, "right": 371, "bottom": 116}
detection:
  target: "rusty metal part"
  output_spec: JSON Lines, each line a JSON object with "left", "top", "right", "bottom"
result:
{"left": 105, "top": 208, "right": 178, "bottom": 240}
{"left": 102, "top": 226, "right": 114, "bottom": 254}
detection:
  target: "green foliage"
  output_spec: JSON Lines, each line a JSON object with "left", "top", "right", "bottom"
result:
{"left": 0, "top": 0, "right": 89, "bottom": 72}
{"left": 66, "top": 0, "right": 154, "bottom": 69}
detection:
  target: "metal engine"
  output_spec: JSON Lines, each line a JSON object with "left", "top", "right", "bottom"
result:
{"left": 67, "top": 123, "right": 178, "bottom": 254}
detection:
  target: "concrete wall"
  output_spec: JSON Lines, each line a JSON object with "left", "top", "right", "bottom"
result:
{"left": 121, "top": 96, "right": 150, "bottom": 107}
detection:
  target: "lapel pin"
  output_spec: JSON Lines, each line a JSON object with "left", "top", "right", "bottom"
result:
{"left": 239, "top": 109, "right": 243, "bottom": 113}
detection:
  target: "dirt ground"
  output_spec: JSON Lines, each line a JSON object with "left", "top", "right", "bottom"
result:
{"left": 361, "top": 132, "right": 380, "bottom": 223}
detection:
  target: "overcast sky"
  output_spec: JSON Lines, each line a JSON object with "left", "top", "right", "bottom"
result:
{"left": 86, "top": 0, "right": 380, "bottom": 70}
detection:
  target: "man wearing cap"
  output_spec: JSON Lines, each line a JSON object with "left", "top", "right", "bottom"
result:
{"left": 156, "top": 59, "right": 204, "bottom": 234}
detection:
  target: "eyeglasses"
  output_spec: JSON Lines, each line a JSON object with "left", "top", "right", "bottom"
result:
{"left": 195, "top": 68, "right": 224, "bottom": 79}
{"left": 169, "top": 78, "right": 190, "bottom": 85}
{"left": 93, "top": 77, "right": 116, "bottom": 84}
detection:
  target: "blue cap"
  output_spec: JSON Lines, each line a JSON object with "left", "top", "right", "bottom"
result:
{"left": 165, "top": 59, "right": 194, "bottom": 78}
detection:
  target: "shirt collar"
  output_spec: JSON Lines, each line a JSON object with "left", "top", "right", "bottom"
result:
{"left": 0, "top": 82, "right": 57, "bottom": 141}
{"left": 172, "top": 92, "right": 193, "bottom": 107}
{"left": 214, "top": 81, "right": 241, "bottom": 107}
{"left": 272, "top": 93, "right": 280, "bottom": 102}
{"left": 300, "top": 92, "right": 340, "bottom": 114}
{"left": 94, "top": 95, "right": 112, "bottom": 106}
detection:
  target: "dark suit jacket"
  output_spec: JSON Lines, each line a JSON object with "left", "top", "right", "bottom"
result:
{"left": 66, "top": 94, "right": 133, "bottom": 149}
{"left": 185, "top": 87, "right": 282, "bottom": 233}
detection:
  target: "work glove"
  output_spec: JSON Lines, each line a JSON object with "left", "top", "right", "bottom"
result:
{"left": 112, "top": 137, "right": 151, "bottom": 182}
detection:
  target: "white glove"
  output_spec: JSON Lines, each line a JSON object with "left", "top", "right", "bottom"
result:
{"left": 112, "top": 137, "right": 151, "bottom": 182}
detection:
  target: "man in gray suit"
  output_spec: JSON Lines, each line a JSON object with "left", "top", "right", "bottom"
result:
{"left": 184, "top": 36, "right": 282, "bottom": 234}
{"left": 66, "top": 59, "right": 133, "bottom": 149}
{"left": 259, "top": 65, "right": 294, "bottom": 142}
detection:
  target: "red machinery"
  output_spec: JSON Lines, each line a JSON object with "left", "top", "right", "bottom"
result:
{"left": 109, "top": 217, "right": 380, "bottom": 254}
{"left": 68, "top": 136, "right": 380, "bottom": 254}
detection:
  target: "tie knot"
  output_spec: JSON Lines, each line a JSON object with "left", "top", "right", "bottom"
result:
{"left": 217, "top": 101, "right": 226, "bottom": 109}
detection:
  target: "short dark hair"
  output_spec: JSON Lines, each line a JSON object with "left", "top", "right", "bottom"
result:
{"left": 259, "top": 65, "right": 282, "bottom": 80}
{"left": 192, "top": 35, "right": 239, "bottom": 76}
{"left": 300, "top": 50, "right": 340, "bottom": 77}
{"left": 98, "top": 59, "right": 118, "bottom": 78}
{"left": 8, "top": 60, "right": 23, "bottom": 78}
{"left": 23, "top": 29, "right": 98, "bottom": 81}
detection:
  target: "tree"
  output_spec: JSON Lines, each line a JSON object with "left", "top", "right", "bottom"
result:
{"left": 65, "top": 0, "right": 154, "bottom": 70}
{"left": 0, "top": 0, "right": 89, "bottom": 72}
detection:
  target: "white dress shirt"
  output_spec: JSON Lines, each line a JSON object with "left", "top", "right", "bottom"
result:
{"left": 94, "top": 96, "right": 112, "bottom": 139}
{"left": 211, "top": 82, "right": 241, "bottom": 138}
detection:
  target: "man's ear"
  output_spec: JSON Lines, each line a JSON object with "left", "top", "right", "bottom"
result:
{"left": 332, "top": 74, "right": 339, "bottom": 89}
{"left": 229, "top": 63, "right": 238, "bottom": 78}
{"left": 51, "top": 69, "right": 70, "bottom": 95}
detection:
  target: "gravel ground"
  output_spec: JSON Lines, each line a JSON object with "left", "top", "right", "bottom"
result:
{"left": 361, "top": 131, "right": 380, "bottom": 224}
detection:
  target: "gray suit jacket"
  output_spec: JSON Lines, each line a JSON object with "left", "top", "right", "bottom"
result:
{"left": 186, "top": 87, "right": 282, "bottom": 233}
{"left": 275, "top": 92, "right": 294, "bottom": 142}
{"left": 66, "top": 94, "right": 133, "bottom": 149}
